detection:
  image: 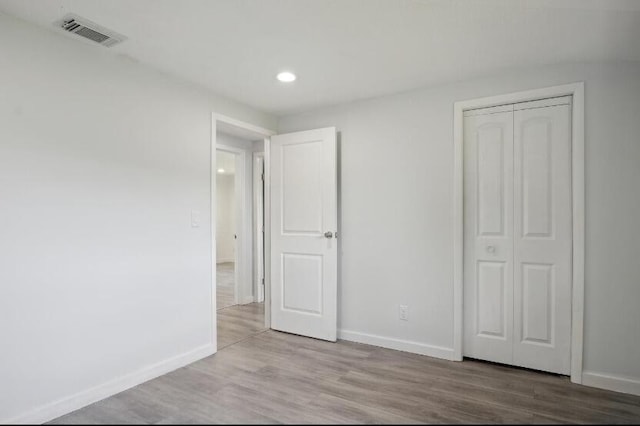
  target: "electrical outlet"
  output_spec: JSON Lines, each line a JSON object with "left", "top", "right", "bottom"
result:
{"left": 399, "top": 305, "right": 409, "bottom": 321}
{"left": 191, "top": 210, "right": 201, "bottom": 228}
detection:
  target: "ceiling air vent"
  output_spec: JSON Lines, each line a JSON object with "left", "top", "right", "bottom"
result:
{"left": 56, "top": 14, "right": 126, "bottom": 47}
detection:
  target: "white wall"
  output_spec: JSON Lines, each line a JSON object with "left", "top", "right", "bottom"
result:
{"left": 216, "top": 173, "right": 236, "bottom": 264}
{"left": 278, "top": 62, "right": 640, "bottom": 390}
{"left": 253, "top": 139, "right": 265, "bottom": 153}
{"left": 0, "top": 12, "right": 275, "bottom": 423}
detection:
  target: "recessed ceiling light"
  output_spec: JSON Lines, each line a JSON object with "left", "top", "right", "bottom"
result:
{"left": 277, "top": 71, "right": 296, "bottom": 83}
{"left": 217, "top": 168, "right": 225, "bottom": 174}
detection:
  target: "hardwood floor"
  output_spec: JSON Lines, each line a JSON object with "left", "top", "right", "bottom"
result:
{"left": 217, "top": 302, "right": 266, "bottom": 350}
{"left": 217, "top": 286, "right": 235, "bottom": 311}
{"left": 49, "top": 307, "right": 640, "bottom": 424}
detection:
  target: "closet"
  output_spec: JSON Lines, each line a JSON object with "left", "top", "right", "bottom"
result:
{"left": 463, "top": 96, "right": 572, "bottom": 374}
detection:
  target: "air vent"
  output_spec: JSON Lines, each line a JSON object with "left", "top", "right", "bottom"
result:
{"left": 55, "top": 14, "right": 126, "bottom": 47}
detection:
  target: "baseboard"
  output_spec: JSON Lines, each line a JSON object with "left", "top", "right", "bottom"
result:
{"left": 338, "top": 329, "right": 456, "bottom": 361}
{"left": 4, "top": 343, "right": 216, "bottom": 425}
{"left": 582, "top": 371, "right": 640, "bottom": 396}
{"left": 240, "top": 295, "right": 256, "bottom": 304}
{"left": 216, "top": 258, "right": 234, "bottom": 264}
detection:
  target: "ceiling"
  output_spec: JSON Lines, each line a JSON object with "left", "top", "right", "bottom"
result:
{"left": 1, "top": 0, "right": 639, "bottom": 116}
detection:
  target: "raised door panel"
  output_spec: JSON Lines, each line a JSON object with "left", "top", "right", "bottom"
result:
{"left": 521, "top": 119, "right": 553, "bottom": 238}
{"left": 477, "top": 126, "right": 507, "bottom": 237}
{"left": 282, "top": 141, "right": 323, "bottom": 235}
{"left": 282, "top": 253, "right": 323, "bottom": 315}
{"left": 521, "top": 263, "right": 554, "bottom": 345}
{"left": 476, "top": 261, "right": 507, "bottom": 338}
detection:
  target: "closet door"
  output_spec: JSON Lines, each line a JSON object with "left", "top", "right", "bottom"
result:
{"left": 512, "top": 102, "right": 572, "bottom": 374}
{"left": 463, "top": 108, "right": 515, "bottom": 365}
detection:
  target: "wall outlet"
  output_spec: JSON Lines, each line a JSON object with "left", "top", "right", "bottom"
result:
{"left": 191, "top": 210, "right": 201, "bottom": 228}
{"left": 399, "top": 305, "right": 409, "bottom": 321}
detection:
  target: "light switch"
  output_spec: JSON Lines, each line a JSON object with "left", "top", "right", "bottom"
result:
{"left": 191, "top": 210, "right": 201, "bottom": 228}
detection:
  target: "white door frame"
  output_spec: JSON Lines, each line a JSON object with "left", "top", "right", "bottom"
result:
{"left": 211, "top": 113, "right": 275, "bottom": 351}
{"left": 253, "top": 152, "right": 265, "bottom": 304}
{"left": 452, "top": 82, "right": 585, "bottom": 384}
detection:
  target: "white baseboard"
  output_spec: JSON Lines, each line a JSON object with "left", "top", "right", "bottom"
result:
{"left": 5, "top": 343, "right": 216, "bottom": 425}
{"left": 338, "top": 329, "right": 456, "bottom": 361}
{"left": 240, "top": 295, "right": 256, "bottom": 304}
{"left": 216, "top": 258, "right": 234, "bottom": 264}
{"left": 582, "top": 371, "right": 640, "bottom": 396}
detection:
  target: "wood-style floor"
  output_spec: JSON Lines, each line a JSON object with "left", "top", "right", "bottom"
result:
{"left": 216, "top": 258, "right": 267, "bottom": 349}
{"left": 49, "top": 309, "right": 640, "bottom": 424}
{"left": 218, "top": 302, "right": 266, "bottom": 350}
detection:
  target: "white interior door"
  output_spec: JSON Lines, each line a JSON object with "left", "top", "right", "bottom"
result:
{"left": 270, "top": 127, "right": 337, "bottom": 341}
{"left": 512, "top": 102, "right": 572, "bottom": 374}
{"left": 463, "top": 98, "right": 572, "bottom": 375}
{"left": 463, "top": 107, "right": 515, "bottom": 365}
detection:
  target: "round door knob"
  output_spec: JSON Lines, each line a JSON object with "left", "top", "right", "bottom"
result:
{"left": 486, "top": 245, "right": 496, "bottom": 254}
{"left": 324, "top": 231, "right": 333, "bottom": 239}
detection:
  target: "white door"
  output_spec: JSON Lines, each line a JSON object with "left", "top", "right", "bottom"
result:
{"left": 270, "top": 127, "right": 337, "bottom": 341}
{"left": 463, "top": 97, "right": 572, "bottom": 375}
{"left": 512, "top": 101, "right": 572, "bottom": 374}
{"left": 463, "top": 107, "right": 515, "bottom": 365}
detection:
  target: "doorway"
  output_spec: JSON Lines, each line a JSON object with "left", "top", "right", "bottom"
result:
{"left": 211, "top": 113, "right": 339, "bottom": 351}
{"left": 212, "top": 115, "right": 274, "bottom": 351}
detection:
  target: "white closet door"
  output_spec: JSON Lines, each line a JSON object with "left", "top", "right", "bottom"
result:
{"left": 512, "top": 104, "right": 572, "bottom": 374}
{"left": 463, "top": 109, "right": 515, "bottom": 364}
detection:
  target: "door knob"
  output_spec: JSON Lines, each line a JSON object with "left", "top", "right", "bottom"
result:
{"left": 486, "top": 245, "right": 496, "bottom": 254}
{"left": 324, "top": 231, "right": 333, "bottom": 239}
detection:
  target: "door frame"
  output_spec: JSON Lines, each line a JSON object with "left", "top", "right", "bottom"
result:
{"left": 211, "top": 113, "right": 275, "bottom": 352}
{"left": 253, "top": 151, "right": 265, "bottom": 304}
{"left": 452, "top": 82, "right": 585, "bottom": 384}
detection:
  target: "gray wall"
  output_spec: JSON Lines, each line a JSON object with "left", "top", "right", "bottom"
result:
{"left": 0, "top": 12, "right": 274, "bottom": 422}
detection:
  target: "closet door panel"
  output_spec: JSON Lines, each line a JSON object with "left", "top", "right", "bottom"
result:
{"left": 513, "top": 104, "right": 572, "bottom": 374}
{"left": 463, "top": 110, "right": 514, "bottom": 365}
